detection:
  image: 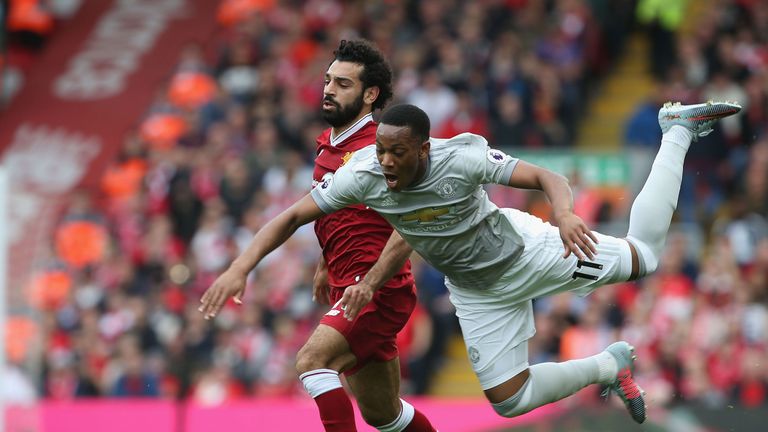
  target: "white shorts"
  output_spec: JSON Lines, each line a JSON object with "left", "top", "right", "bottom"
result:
{"left": 448, "top": 208, "right": 634, "bottom": 390}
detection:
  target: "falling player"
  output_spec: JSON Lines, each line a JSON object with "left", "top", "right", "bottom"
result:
{"left": 201, "top": 100, "right": 740, "bottom": 425}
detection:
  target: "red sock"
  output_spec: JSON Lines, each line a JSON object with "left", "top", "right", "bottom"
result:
{"left": 314, "top": 387, "right": 357, "bottom": 432}
{"left": 403, "top": 408, "right": 436, "bottom": 432}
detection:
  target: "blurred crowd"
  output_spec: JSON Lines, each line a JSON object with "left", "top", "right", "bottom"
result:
{"left": 546, "top": 0, "right": 768, "bottom": 410}
{"left": 2, "top": 0, "right": 768, "bottom": 414}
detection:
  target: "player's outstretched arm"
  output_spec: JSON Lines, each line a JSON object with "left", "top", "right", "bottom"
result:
{"left": 340, "top": 230, "right": 413, "bottom": 321}
{"left": 199, "top": 194, "right": 326, "bottom": 319}
{"left": 507, "top": 160, "right": 597, "bottom": 260}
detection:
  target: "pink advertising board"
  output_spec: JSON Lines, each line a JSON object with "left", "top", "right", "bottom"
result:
{"left": 6, "top": 398, "right": 562, "bottom": 432}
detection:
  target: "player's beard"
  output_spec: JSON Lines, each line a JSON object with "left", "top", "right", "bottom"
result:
{"left": 322, "top": 92, "right": 365, "bottom": 128}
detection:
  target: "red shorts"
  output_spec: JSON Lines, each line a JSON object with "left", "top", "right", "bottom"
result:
{"left": 319, "top": 273, "right": 416, "bottom": 375}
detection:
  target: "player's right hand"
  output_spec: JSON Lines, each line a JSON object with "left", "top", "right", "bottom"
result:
{"left": 556, "top": 212, "right": 598, "bottom": 261}
{"left": 199, "top": 267, "right": 246, "bottom": 320}
{"left": 313, "top": 259, "right": 331, "bottom": 304}
{"left": 340, "top": 281, "right": 374, "bottom": 321}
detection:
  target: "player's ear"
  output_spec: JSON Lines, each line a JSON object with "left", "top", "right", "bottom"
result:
{"left": 364, "top": 86, "right": 379, "bottom": 105}
{"left": 419, "top": 139, "right": 430, "bottom": 159}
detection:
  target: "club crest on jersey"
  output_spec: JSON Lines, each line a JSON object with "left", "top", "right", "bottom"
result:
{"left": 487, "top": 149, "right": 507, "bottom": 164}
{"left": 468, "top": 346, "right": 480, "bottom": 364}
{"left": 341, "top": 151, "right": 355, "bottom": 167}
{"left": 436, "top": 178, "right": 458, "bottom": 199}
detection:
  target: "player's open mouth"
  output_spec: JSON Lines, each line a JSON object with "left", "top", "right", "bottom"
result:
{"left": 384, "top": 173, "right": 399, "bottom": 188}
{"left": 322, "top": 101, "right": 337, "bottom": 109}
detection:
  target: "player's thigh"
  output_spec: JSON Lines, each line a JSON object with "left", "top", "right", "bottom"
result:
{"left": 296, "top": 323, "right": 357, "bottom": 374}
{"left": 518, "top": 231, "right": 633, "bottom": 299}
{"left": 448, "top": 289, "right": 534, "bottom": 393}
{"left": 346, "top": 358, "right": 402, "bottom": 426}
{"left": 322, "top": 278, "right": 416, "bottom": 375}
{"left": 502, "top": 209, "right": 633, "bottom": 300}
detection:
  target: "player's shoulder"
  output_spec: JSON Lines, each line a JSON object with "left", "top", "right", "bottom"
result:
{"left": 434, "top": 132, "right": 488, "bottom": 149}
{"left": 450, "top": 132, "right": 489, "bottom": 147}
{"left": 343, "top": 144, "right": 380, "bottom": 172}
{"left": 430, "top": 132, "right": 489, "bottom": 159}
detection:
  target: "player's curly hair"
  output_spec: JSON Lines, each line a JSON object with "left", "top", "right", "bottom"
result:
{"left": 333, "top": 39, "right": 393, "bottom": 111}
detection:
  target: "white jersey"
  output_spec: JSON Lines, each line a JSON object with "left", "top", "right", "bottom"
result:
{"left": 311, "top": 132, "right": 522, "bottom": 290}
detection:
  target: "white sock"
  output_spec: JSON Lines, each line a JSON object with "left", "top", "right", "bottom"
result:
{"left": 492, "top": 351, "right": 616, "bottom": 417}
{"left": 299, "top": 369, "right": 343, "bottom": 398}
{"left": 627, "top": 125, "right": 694, "bottom": 262}
{"left": 376, "top": 399, "right": 415, "bottom": 432}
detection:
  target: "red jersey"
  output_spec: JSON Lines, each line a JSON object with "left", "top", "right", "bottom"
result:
{"left": 312, "top": 113, "right": 412, "bottom": 288}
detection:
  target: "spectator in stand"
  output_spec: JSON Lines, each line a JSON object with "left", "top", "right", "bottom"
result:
{"left": 407, "top": 68, "right": 458, "bottom": 133}
{"left": 712, "top": 193, "right": 768, "bottom": 268}
{"left": 625, "top": 82, "right": 669, "bottom": 149}
{"left": 490, "top": 91, "right": 531, "bottom": 147}
{"left": 434, "top": 87, "right": 489, "bottom": 139}
{"left": 108, "top": 334, "right": 160, "bottom": 397}
{"left": 636, "top": 0, "right": 685, "bottom": 80}
{"left": 676, "top": 36, "right": 708, "bottom": 89}
{"left": 731, "top": 347, "right": 768, "bottom": 407}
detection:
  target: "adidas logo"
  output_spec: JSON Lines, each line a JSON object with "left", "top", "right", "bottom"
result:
{"left": 379, "top": 196, "right": 398, "bottom": 207}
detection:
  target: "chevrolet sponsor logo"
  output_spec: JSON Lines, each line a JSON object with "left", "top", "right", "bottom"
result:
{"left": 401, "top": 207, "right": 450, "bottom": 223}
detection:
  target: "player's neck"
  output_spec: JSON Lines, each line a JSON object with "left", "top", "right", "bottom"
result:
{"left": 330, "top": 111, "right": 374, "bottom": 139}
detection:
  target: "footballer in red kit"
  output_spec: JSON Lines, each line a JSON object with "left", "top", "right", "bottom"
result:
{"left": 299, "top": 40, "right": 434, "bottom": 432}
{"left": 200, "top": 40, "right": 437, "bottom": 432}
{"left": 313, "top": 113, "right": 417, "bottom": 374}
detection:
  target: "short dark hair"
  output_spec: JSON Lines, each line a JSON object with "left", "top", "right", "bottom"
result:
{"left": 379, "top": 104, "right": 431, "bottom": 143}
{"left": 333, "top": 39, "right": 393, "bottom": 111}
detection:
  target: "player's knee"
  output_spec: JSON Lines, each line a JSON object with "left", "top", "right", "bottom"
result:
{"left": 492, "top": 395, "right": 529, "bottom": 418}
{"left": 296, "top": 343, "right": 356, "bottom": 375}
{"left": 629, "top": 237, "right": 659, "bottom": 277}
{"left": 644, "top": 254, "right": 659, "bottom": 275}
{"left": 491, "top": 376, "right": 533, "bottom": 418}
{"left": 295, "top": 345, "right": 329, "bottom": 375}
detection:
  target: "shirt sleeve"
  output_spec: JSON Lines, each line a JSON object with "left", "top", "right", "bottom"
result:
{"left": 461, "top": 133, "right": 519, "bottom": 185}
{"left": 310, "top": 162, "right": 364, "bottom": 213}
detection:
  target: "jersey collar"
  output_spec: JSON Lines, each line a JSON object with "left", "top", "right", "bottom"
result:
{"left": 330, "top": 113, "right": 374, "bottom": 147}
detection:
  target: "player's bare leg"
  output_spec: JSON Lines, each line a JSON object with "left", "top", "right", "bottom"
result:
{"left": 347, "top": 359, "right": 436, "bottom": 432}
{"left": 298, "top": 325, "right": 437, "bottom": 432}
{"left": 347, "top": 359, "right": 401, "bottom": 426}
{"left": 297, "top": 324, "right": 358, "bottom": 432}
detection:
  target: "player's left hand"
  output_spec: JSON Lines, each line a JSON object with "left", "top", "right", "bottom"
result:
{"left": 340, "top": 279, "right": 374, "bottom": 321}
{"left": 199, "top": 267, "right": 246, "bottom": 320}
{"left": 556, "top": 212, "right": 598, "bottom": 261}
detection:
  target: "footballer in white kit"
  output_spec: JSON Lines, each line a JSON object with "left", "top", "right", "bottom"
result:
{"left": 311, "top": 131, "right": 633, "bottom": 390}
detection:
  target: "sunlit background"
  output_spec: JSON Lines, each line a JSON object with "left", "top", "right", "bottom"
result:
{"left": 1, "top": 0, "right": 767, "bottom": 431}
